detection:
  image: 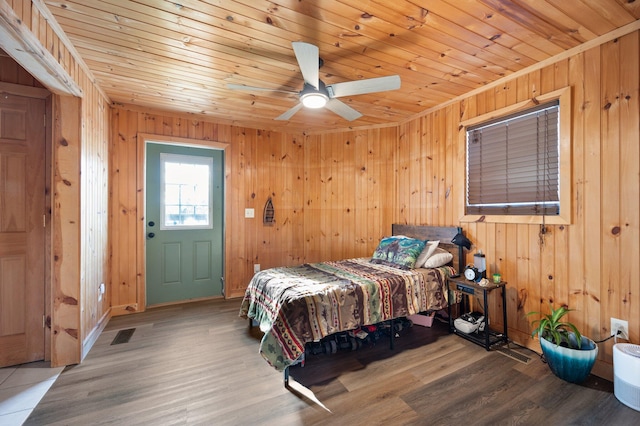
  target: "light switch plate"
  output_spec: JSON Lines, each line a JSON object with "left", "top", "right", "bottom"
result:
{"left": 245, "top": 208, "right": 255, "bottom": 218}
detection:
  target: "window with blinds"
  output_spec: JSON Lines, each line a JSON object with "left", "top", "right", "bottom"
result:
{"left": 466, "top": 101, "right": 560, "bottom": 216}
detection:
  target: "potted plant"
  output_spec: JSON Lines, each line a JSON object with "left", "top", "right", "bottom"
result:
{"left": 527, "top": 305, "right": 598, "bottom": 384}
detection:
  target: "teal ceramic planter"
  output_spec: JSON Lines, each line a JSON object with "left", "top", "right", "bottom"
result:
{"left": 540, "top": 333, "right": 598, "bottom": 384}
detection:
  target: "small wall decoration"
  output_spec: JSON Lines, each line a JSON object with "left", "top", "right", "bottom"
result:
{"left": 263, "top": 197, "right": 275, "bottom": 226}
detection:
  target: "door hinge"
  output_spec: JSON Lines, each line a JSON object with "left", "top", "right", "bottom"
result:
{"left": 43, "top": 214, "right": 46, "bottom": 228}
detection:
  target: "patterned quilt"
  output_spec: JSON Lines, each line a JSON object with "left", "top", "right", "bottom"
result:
{"left": 239, "top": 257, "right": 454, "bottom": 371}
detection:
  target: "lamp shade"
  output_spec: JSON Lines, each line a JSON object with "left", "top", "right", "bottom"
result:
{"left": 451, "top": 232, "right": 472, "bottom": 250}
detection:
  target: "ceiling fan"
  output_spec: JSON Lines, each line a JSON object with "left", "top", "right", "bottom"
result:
{"left": 227, "top": 42, "right": 401, "bottom": 121}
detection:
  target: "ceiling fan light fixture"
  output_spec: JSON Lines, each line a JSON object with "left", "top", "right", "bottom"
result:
{"left": 229, "top": 42, "right": 400, "bottom": 121}
{"left": 301, "top": 92, "right": 328, "bottom": 108}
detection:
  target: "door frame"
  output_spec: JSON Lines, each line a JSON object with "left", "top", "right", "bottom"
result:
{"left": 134, "top": 133, "right": 229, "bottom": 312}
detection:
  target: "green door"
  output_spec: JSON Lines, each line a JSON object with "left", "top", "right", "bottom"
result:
{"left": 145, "top": 142, "right": 224, "bottom": 306}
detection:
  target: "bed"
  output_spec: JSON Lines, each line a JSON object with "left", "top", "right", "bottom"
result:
{"left": 239, "top": 224, "right": 465, "bottom": 373}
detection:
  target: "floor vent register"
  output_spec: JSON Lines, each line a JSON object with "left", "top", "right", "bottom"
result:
{"left": 111, "top": 328, "right": 136, "bottom": 345}
{"left": 495, "top": 343, "right": 532, "bottom": 364}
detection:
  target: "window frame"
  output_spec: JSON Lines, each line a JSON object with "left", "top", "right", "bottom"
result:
{"left": 459, "top": 86, "right": 572, "bottom": 225}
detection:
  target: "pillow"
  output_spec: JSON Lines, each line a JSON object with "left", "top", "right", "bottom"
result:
{"left": 416, "top": 240, "right": 439, "bottom": 267}
{"left": 371, "top": 236, "right": 426, "bottom": 270}
{"left": 422, "top": 248, "right": 454, "bottom": 268}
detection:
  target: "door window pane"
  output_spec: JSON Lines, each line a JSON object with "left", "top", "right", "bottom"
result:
{"left": 160, "top": 153, "right": 213, "bottom": 230}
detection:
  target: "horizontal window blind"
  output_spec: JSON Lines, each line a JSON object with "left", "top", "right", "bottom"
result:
{"left": 466, "top": 101, "right": 560, "bottom": 216}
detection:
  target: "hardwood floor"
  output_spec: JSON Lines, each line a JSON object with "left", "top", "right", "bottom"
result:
{"left": 26, "top": 299, "right": 639, "bottom": 425}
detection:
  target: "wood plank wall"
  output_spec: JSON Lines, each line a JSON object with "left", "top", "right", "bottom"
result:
{"left": 3, "top": 0, "right": 110, "bottom": 366}
{"left": 4, "top": 0, "right": 635, "bottom": 380}
{"left": 109, "top": 110, "right": 401, "bottom": 305}
{"left": 78, "top": 70, "right": 109, "bottom": 359}
{"left": 404, "top": 30, "right": 639, "bottom": 378}
{"left": 304, "top": 128, "right": 399, "bottom": 262}
{"left": 109, "top": 110, "right": 307, "bottom": 307}
{"left": 109, "top": 30, "right": 639, "bottom": 379}
{"left": 0, "top": 52, "right": 44, "bottom": 88}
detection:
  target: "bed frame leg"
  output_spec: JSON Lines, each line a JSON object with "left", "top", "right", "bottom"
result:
{"left": 284, "top": 366, "right": 289, "bottom": 388}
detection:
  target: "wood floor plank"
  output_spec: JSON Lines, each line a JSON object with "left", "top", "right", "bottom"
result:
{"left": 24, "top": 299, "right": 640, "bottom": 425}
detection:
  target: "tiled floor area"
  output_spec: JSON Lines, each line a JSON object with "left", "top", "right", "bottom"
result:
{"left": 0, "top": 362, "right": 64, "bottom": 426}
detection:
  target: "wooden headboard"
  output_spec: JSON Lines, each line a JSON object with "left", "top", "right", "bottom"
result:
{"left": 391, "top": 224, "right": 465, "bottom": 273}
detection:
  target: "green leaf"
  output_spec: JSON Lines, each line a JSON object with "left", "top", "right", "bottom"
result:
{"left": 526, "top": 304, "right": 586, "bottom": 349}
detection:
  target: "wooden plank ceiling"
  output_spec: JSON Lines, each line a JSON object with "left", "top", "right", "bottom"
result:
{"left": 43, "top": 0, "right": 640, "bottom": 133}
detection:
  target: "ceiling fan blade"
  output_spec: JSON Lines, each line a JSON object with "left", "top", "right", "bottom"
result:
{"left": 292, "top": 42, "right": 319, "bottom": 89}
{"left": 227, "top": 83, "right": 297, "bottom": 95}
{"left": 324, "top": 99, "right": 362, "bottom": 121}
{"left": 328, "top": 75, "right": 401, "bottom": 98}
{"left": 275, "top": 103, "right": 304, "bottom": 121}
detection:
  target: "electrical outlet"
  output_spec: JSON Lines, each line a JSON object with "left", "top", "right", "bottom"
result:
{"left": 254, "top": 264, "right": 260, "bottom": 273}
{"left": 611, "top": 317, "right": 629, "bottom": 340}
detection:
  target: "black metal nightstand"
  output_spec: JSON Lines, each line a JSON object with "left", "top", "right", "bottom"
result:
{"left": 446, "top": 276, "right": 508, "bottom": 350}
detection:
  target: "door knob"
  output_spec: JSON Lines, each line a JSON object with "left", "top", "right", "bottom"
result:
{"left": 148, "top": 221, "right": 155, "bottom": 227}
{"left": 147, "top": 232, "right": 155, "bottom": 239}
